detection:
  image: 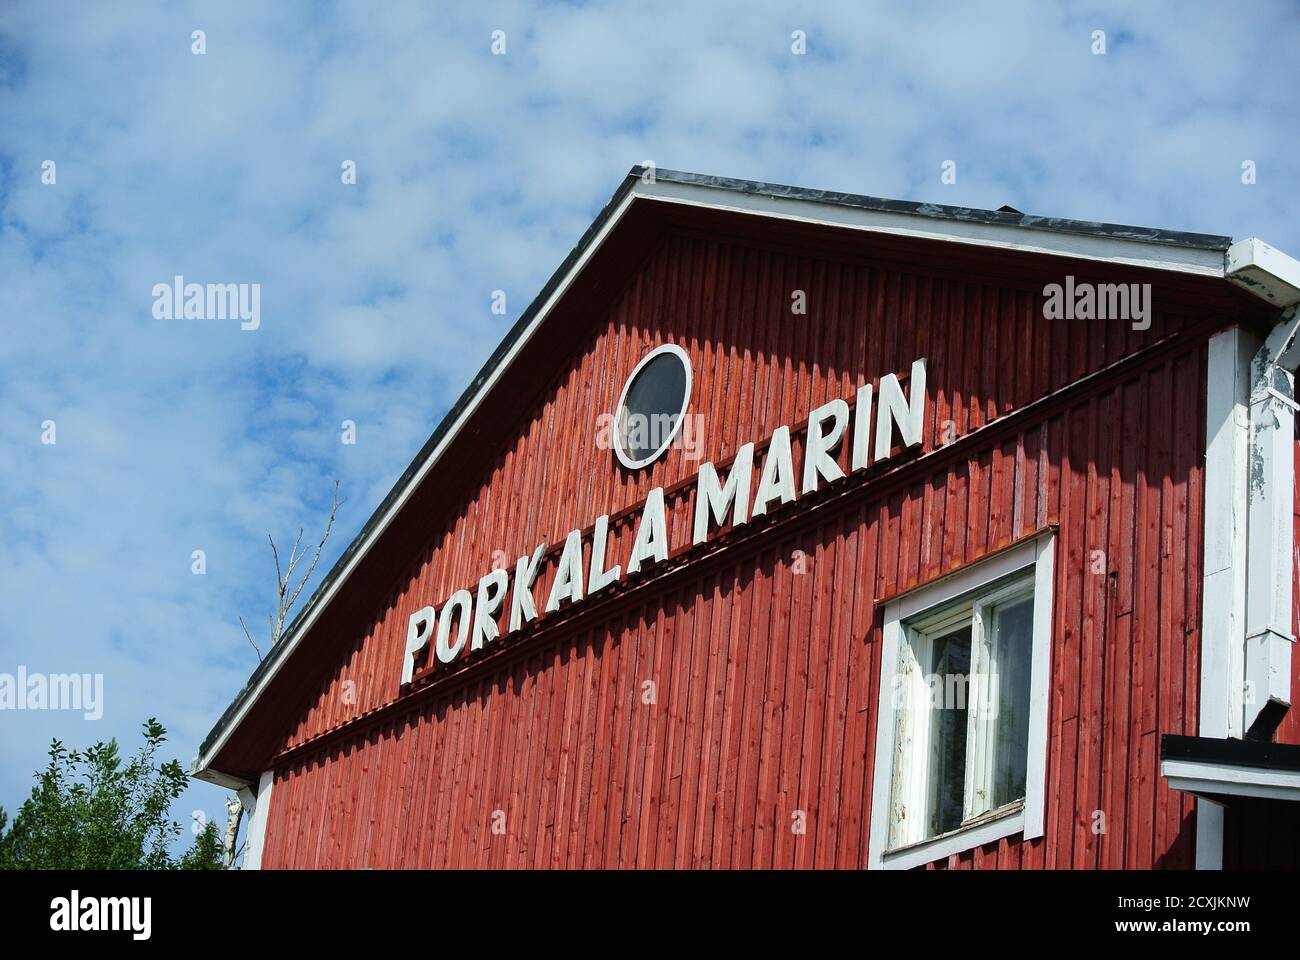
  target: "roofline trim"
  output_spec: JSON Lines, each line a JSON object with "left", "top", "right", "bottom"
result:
{"left": 1226, "top": 237, "right": 1300, "bottom": 307}
{"left": 1162, "top": 734, "right": 1300, "bottom": 804}
{"left": 638, "top": 173, "right": 1230, "bottom": 277}
{"left": 1163, "top": 759, "right": 1300, "bottom": 803}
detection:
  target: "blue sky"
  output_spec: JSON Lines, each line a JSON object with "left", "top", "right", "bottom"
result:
{"left": 0, "top": 1, "right": 1297, "bottom": 851}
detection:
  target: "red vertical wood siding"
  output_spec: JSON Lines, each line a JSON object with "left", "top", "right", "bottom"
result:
{"left": 1223, "top": 797, "right": 1300, "bottom": 869}
{"left": 253, "top": 225, "right": 1215, "bottom": 866}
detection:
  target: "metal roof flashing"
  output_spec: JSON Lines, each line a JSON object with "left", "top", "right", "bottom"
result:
{"left": 632, "top": 170, "right": 1238, "bottom": 278}
{"left": 192, "top": 167, "right": 1290, "bottom": 786}
{"left": 1162, "top": 733, "right": 1300, "bottom": 804}
{"left": 640, "top": 168, "right": 1234, "bottom": 251}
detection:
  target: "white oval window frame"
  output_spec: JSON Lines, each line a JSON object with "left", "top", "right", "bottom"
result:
{"left": 612, "top": 343, "right": 693, "bottom": 470}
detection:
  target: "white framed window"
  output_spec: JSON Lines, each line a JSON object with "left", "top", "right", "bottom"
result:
{"left": 612, "top": 344, "right": 692, "bottom": 470}
{"left": 868, "top": 532, "right": 1054, "bottom": 869}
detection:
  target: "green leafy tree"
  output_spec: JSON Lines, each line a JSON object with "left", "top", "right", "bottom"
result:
{"left": 0, "top": 718, "right": 223, "bottom": 870}
{"left": 180, "top": 819, "right": 224, "bottom": 870}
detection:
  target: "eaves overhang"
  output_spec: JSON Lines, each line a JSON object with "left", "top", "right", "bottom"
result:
{"left": 1227, "top": 238, "right": 1300, "bottom": 308}
{"left": 638, "top": 169, "right": 1233, "bottom": 276}
{"left": 1162, "top": 733, "right": 1300, "bottom": 804}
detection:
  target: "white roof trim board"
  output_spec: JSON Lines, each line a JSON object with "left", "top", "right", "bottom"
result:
{"left": 637, "top": 178, "right": 1230, "bottom": 276}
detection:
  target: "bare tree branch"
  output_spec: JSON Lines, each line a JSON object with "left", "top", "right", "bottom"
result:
{"left": 282, "top": 482, "right": 342, "bottom": 618}
{"left": 238, "top": 615, "right": 262, "bottom": 661}
{"left": 268, "top": 533, "right": 283, "bottom": 599}
{"left": 238, "top": 480, "right": 344, "bottom": 661}
{"left": 282, "top": 526, "right": 306, "bottom": 590}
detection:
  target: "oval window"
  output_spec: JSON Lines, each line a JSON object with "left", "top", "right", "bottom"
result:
{"left": 613, "top": 344, "right": 692, "bottom": 469}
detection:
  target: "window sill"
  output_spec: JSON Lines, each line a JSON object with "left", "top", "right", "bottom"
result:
{"left": 879, "top": 802, "right": 1025, "bottom": 870}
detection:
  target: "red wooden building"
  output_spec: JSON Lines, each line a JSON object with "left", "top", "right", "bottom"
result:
{"left": 195, "top": 169, "right": 1300, "bottom": 869}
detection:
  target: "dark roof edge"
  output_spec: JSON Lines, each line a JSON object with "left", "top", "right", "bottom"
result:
{"left": 1162, "top": 733, "right": 1300, "bottom": 773}
{"left": 649, "top": 168, "right": 1234, "bottom": 252}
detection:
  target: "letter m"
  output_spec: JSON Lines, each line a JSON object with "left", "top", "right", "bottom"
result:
{"left": 1096, "top": 283, "right": 1129, "bottom": 320}
{"left": 693, "top": 443, "right": 754, "bottom": 545}
{"left": 206, "top": 283, "right": 239, "bottom": 320}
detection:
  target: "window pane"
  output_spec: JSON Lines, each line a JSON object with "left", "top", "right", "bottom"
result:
{"left": 619, "top": 351, "right": 688, "bottom": 462}
{"left": 927, "top": 626, "right": 971, "bottom": 837}
{"left": 988, "top": 595, "right": 1033, "bottom": 809}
